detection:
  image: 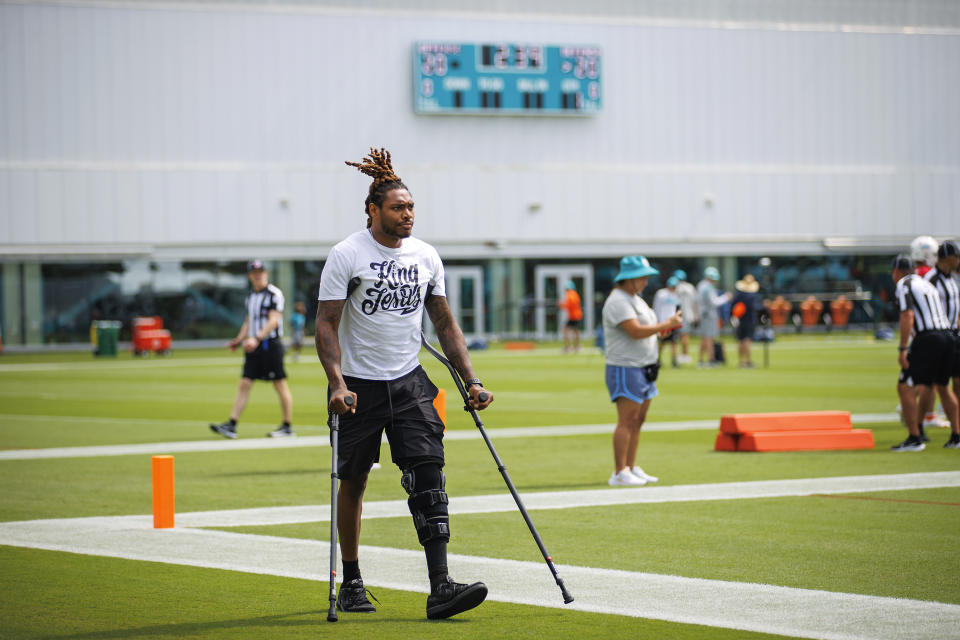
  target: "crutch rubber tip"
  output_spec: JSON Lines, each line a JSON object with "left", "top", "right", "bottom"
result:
{"left": 327, "top": 613, "right": 338, "bottom": 622}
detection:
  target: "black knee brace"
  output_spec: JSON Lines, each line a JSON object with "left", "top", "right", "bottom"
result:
{"left": 400, "top": 461, "right": 450, "bottom": 545}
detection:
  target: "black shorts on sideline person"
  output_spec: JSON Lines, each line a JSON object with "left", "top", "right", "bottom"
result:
{"left": 242, "top": 341, "right": 287, "bottom": 381}
{"left": 906, "top": 330, "right": 955, "bottom": 387}
{"left": 331, "top": 366, "right": 446, "bottom": 480}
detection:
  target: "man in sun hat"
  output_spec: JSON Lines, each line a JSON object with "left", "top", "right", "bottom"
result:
{"left": 602, "top": 256, "right": 682, "bottom": 486}
{"left": 696, "top": 266, "right": 731, "bottom": 367}
{"left": 732, "top": 273, "right": 761, "bottom": 368}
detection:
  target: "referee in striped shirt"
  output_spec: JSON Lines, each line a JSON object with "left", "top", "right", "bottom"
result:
{"left": 209, "top": 260, "right": 294, "bottom": 439}
{"left": 923, "top": 240, "right": 960, "bottom": 447}
{"left": 891, "top": 254, "right": 959, "bottom": 451}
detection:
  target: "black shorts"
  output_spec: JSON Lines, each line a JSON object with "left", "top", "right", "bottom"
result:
{"left": 242, "top": 340, "right": 286, "bottom": 381}
{"left": 736, "top": 321, "right": 756, "bottom": 342}
{"left": 331, "top": 366, "right": 445, "bottom": 480}
{"left": 906, "top": 330, "right": 954, "bottom": 387}
{"left": 953, "top": 330, "right": 960, "bottom": 378}
{"left": 565, "top": 319, "right": 582, "bottom": 330}
{"left": 660, "top": 330, "right": 678, "bottom": 343}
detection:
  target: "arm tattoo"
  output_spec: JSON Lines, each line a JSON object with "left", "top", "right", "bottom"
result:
{"left": 315, "top": 299, "right": 347, "bottom": 389}
{"left": 426, "top": 293, "right": 476, "bottom": 382}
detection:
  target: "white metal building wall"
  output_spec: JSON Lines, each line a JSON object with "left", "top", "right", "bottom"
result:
{"left": 1, "top": 1, "right": 958, "bottom": 260}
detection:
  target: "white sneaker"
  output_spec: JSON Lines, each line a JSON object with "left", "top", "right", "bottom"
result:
{"left": 630, "top": 467, "right": 658, "bottom": 483}
{"left": 923, "top": 413, "right": 950, "bottom": 429}
{"left": 609, "top": 469, "right": 646, "bottom": 487}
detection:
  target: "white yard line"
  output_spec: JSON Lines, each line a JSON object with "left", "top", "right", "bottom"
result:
{"left": 2, "top": 472, "right": 959, "bottom": 640}
{"left": 0, "top": 339, "right": 882, "bottom": 374}
{"left": 0, "top": 414, "right": 899, "bottom": 460}
{"left": 11, "top": 471, "right": 954, "bottom": 529}
{"left": 0, "top": 357, "right": 239, "bottom": 373}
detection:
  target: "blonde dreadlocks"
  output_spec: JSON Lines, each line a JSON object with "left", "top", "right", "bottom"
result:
{"left": 345, "top": 147, "right": 409, "bottom": 228}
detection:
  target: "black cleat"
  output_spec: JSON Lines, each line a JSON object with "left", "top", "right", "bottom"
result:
{"left": 336, "top": 578, "right": 377, "bottom": 613}
{"left": 209, "top": 421, "right": 237, "bottom": 439}
{"left": 945, "top": 433, "right": 960, "bottom": 449}
{"left": 891, "top": 436, "right": 925, "bottom": 452}
{"left": 426, "top": 577, "right": 487, "bottom": 620}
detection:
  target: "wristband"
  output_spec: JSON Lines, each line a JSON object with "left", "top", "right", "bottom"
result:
{"left": 464, "top": 378, "right": 483, "bottom": 389}
{"left": 898, "top": 346, "right": 908, "bottom": 351}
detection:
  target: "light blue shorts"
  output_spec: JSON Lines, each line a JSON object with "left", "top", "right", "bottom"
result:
{"left": 605, "top": 364, "right": 659, "bottom": 404}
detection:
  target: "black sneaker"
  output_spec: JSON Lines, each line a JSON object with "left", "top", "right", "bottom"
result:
{"left": 209, "top": 421, "right": 237, "bottom": 439}
{"left": 336, "top": 578, "right": 377, "bottom": 613}
{"left": 267, "top": 425, "right": 295, "bottom": 438}
{"left": 891, "top": 436, "right": 925, "bottom": 452}
{"left": 918, "top": 428, "right": 931, "bottom": 443}
{"left": 426, "top": 577, "right": 487, "bottom": 620}
{"left": 944, "top": 434, "right": 960, "bottom": 449}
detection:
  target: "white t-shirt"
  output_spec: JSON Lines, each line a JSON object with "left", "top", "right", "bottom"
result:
{"left": 652, "top": 287, "right": 679, "bottom": 322}
{"left": 675, "top": 280, "right": 698, "bottom": 322}
{"left": 602, "top": 287, "right": 658, "bottom": 367}
{"left": 318, "top": 229, "right": 446, "bottom": 380}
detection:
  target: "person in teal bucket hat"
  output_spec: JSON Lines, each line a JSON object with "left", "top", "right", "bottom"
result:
{"left": 601, "top": 256, "right": 683, "bottom": 486}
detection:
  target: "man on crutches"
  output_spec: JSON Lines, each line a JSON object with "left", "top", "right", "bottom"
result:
{"left": 316, "top": 148, "right": 493, "bottom": 620}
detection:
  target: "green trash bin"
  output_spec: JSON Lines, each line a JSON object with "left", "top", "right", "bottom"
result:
{"left": 94, "top": 321, "right": 121, "bottom": 357}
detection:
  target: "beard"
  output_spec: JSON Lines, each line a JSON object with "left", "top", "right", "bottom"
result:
{"left": 383, "top": 220, "right": 413, "bottom": 238}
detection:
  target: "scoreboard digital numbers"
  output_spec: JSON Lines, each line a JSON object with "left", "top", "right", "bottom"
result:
{"left": 414, "top": 42, "right": 602, "bottom": 116}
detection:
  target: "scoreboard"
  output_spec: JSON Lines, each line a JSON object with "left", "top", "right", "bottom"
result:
{"left": 413, "top": 42, "right": 602, "bottom": 116}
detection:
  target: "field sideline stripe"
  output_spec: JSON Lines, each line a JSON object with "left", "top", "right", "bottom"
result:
{"left": 0, "top": 517, "right": 956, "bottom": 640}
{"left": 0, "top": 339, "right": 884, "bottom": 373}
{"left": 6, "top": 472, "right": 958, "bottom": 529}
{"left": 0, "top": 413, "right": 900, "bottom": 460}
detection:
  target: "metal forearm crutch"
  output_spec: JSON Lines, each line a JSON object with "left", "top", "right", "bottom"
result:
{"left": 420, "top": 332, "right": 574, "bottom": 604}
{"left": 326, "top": 395, "right": 353, "bottom": 623}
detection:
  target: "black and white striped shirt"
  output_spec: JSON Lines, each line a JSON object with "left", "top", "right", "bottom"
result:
{"left": 924, "top": 267, "right": 960, "bottom": 330}
{"left": 246, "top": 284, "right": 285, "bottom": 343}
{"left": 895, "top": 274, "right": 949, "bottom": 333}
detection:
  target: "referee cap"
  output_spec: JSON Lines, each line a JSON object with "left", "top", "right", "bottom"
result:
{"left": 891, "top": 254, "right": 912, "bottom": 272}
{"left": 247, "top": 259, "right": 266, "bottom": 272}
{"left": 937, "top": 240, "right": 959, "bottom": 259}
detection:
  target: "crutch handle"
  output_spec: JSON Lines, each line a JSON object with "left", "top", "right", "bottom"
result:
{"left": 478, "top": 392, "right": 489, "bottom": 403}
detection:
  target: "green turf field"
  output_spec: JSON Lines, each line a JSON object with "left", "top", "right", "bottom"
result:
{"left": 1, "top": 334, "right": 958, "bottom": 639}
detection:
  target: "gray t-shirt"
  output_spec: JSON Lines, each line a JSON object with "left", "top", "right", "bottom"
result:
{"left": 602, "top": 287, "right": 658, "bottom": 367}
{"left": 697, "top": 279, "right": 723, "bottom": 322}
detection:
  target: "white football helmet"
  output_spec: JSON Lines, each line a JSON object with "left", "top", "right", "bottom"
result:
{"left": 910, "top": 235, "right": 939, "bottom": 267}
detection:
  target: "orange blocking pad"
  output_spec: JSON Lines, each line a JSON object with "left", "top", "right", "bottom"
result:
{"left": 714, "top": 432, "right": 738, "bottom": 452}
{"left": 720, "top": 411, "right": 852, "bottom": 434}
{"left": 738, "top": 429, "right": 875, "bottom": 452}
{"left": 715, "top": 410, "right": 873, "bottom": 452}
{"left": 152, "top": 455, "right": 175, "bottom": 529}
